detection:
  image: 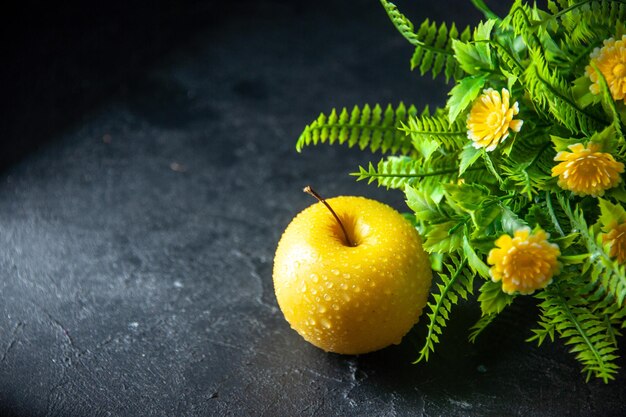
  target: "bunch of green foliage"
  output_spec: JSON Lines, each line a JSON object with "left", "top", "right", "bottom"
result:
{"left": 296, "top": 0, "right": 626, "bottom": 382}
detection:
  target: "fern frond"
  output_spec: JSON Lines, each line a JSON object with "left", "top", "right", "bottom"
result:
{"left": 559, "top": 196, "right": 626, "bottom": 305}
{"left": 469, "top": 313, "right": 497, "bottom": 343}
{"left": 352, "top": 156, "right": 460, "bottom": 190}
{"left": 524, "top": 48, "right": 606, "bottom": 133}
{"left": 552, "top": 1, "right": 626, "bottom": 46}
{"left": 490, "top": 38, "right": 525, "bottom": 76}
{"left": 399, "top": 113, "right": 467, "bottom": 151}
{"left": 505, "top": 0, "right": 542, "bottom": 50}
{"left": 589, "top": 62, "right": 626, "bottom": 157}
{"left": 410, "top": 20, "right": 471, "bottom": 81}
{"left": 380, "top": 0, "right": 471, "bottom": 81}
{"left": 498, "top": 134, "right": 555, "bottom": 198}
{"left": 296, "top": 103, "right": 418, "bottom": 154}
{"left": 530, "top": 277, "right": 620, "bottom": 383}
{"left": 416, "top": 256, "right": 472, "bottom": 362}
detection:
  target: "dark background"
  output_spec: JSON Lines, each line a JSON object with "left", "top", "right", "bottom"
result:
{"left": 1, "top": 0, "right": 625, "bottom": 416}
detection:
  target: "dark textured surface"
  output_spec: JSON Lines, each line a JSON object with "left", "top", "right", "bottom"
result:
{"left": 1, "top": 1, "right": 625, "bottom": 416}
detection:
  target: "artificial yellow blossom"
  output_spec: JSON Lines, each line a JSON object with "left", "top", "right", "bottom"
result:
{"left": 586, "top": 35, "right": 626, "bottom": 101}
{"left": 466, "top": 88, "right": 523, "bottom": 151}
{"left": 602, "top": 221, "right": 626, "bottom": 264}
{"left": 551, "top": 143, "right": 624, "bottom": 197}
{"left": 487, "top": 228, "right": 560, "bottom": 295}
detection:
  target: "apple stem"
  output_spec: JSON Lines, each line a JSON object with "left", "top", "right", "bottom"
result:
{"left": 303, "top": 186, "right": 355, "bottom": 247}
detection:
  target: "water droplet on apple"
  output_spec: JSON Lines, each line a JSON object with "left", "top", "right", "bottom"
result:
{"left": 353, "top": 285, "right": 361, "bottom": 293}
{"left": 321, "top": 318, "right": 332, "bottom": 329}
{"left": 323, "top": 294, "right": 331, "bottom": 301}
{"left": 318, "top": 305, "right": 327, "bottom": 313}
{"left": 300, "top": 283, "right": 307, "bottom": 293}
{"left": 332, "top": 303, "right": 339, "bottom": 310}
{"left": 331, "top": 269, "right": 340, "bottom": 276}
{"left": 340, "top": 283, "right": 348, "bottom": 290}
{"left": 325, "top": 281, "right": 334, "bottom": 289}
{"left": 311, "top": 288, "right": 318, "bottom": 295}
{"left": 311, "top": 274, "right": 319, "bottom": 283}
{"left": 343, "top": 273, "right": 351, "bottom": 279}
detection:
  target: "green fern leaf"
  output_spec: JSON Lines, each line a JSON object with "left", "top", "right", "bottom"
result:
{"left": 524, "top": 48, "right": 606, "bottom": 133}
{"left": 478, "top": 280, "right": 515, "bottom": 315}
{"left": 296, "top": 103, "right": 418, "bottom": 154}
{"left": 469, "top": 313, "right": 497, "bottom": 343}
{"left": 380, "top": 0, "right": 471, "bottom": 81}
{"left": 497, "top": 133, "right": 555, "bottom": 199}
{"left": 416, "top": 256, "right": 472, "bottom": 362}
{"left": 588, "top": 63, "right": 626, "bottom": 156}
{"left": 399, "top": 112, "right": 467, "bottom": 152}
{"left": 552, "top": 1, "right": 626, "bottom": 46}
{"left": 530, "top": 277, "right": 620, "bottom": 383}
{"left": 559, "top": 196, "right": 626, "bottom": 306}
{"left": 351, "top": 156, "right": 460, "bottom": 190}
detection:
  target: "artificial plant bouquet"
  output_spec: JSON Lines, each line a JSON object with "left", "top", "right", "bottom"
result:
{"left": 296, "top": 0, "right": 626, "bottom": 382}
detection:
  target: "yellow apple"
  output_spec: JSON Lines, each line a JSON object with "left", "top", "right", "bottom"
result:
{"left": 273, "top": 188, "right": 432, "bottom": 354}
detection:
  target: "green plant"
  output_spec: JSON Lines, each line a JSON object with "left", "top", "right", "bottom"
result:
{"left": 296, "top": 0, "right": 626, "bottom": 382}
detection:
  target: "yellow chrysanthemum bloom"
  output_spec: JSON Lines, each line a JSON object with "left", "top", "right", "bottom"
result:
{"left": 602, "top": 221, "right": 626, "bottom": 264}
{"left": 487, "top": 228, "right": 560, "bottom": 295}
{"left": 551, "top": 143, "right": 624, "bottom": 197}
{"left": 467, "top": 88, "right": 523, "bottom": 152}
{"left": 586, "top": 35, "right": 626, "bottom": 101}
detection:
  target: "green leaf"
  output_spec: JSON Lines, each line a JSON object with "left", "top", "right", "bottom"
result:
{"left": 413, "top": 137, "right": 439, "bottom": 161}
{"left": 552, "top": 233, "right": 579, "bottom": 249}
{"left": 589, "top": 125, "right": 619, "bottom": 154}
{"left": 444, "top": 183, "right": 491, "bottom": 214}
{"left": 447, "top": 74, "right": 488, "bottom": 123}
{"left": 474, "top": 19, "right": 497, "bottom": 42}
{"left": 459, "top": 144, "right": 482, "bottom": 175}
{"left": 469, "top": 313, "right": 497, "bottom": 343}
{"left": 560, "top": 254, "right": 590, "bottom": 265}
{"left": 572, "top": 75, "right": 601, "bottom": 108}
{"left": 500, "top": 206, "right": 528, "bottom": 236}
{"left": 463, "top": 235, "right": 490, "bottom": 279}
{"left": 405, "top": 186, "right": 443, "bottom": 222}
{"left": 452, "top": 39, "right": 492, "bottom": 75}
{"left": 550, "top": 135, "right": 579, "bottom": 152}
{"left": 423, "top": 221, "right": 464, "bottom": 253}
{"left": 501, "top": 68, "right": 519, "bottom": 91}
{"left": 353, "top": 157, "right": 460, "bottom": 190}
{"left": 400, "top": 111, "right": 467, "bottom": 150}
{"left": 598, "top": 198, "right": 626, "bottom": 229}
{"left": 296, "top": 103, "right": 418, "bottom": 154}
{"left": 416, "top": 256, "right": 472, "bottom": 362}
{"left": 379, "top": 0, "right": 470, "bottom": 81}
{"left": 478, "top": 280, "right": 515, "bottom": 315}
{"left": 530, "top": 278, "right": 621, "bottom": 383}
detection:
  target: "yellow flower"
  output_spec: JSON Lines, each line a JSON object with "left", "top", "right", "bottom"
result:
{"left": 467, "top": 88, "right": 523, "bottom": 152}
{"left": 586, "top": 35, "right": 626, "bottom": 101}
{"left": 602, "top": 221, "right": 626, "bottom": 264}
{"left": 551, "top": 143, "right": 624, "bottom": 197}
{"left": 487, "top": 228, "right": 560, "bottom": 295}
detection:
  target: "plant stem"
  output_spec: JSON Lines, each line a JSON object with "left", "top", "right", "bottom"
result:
{"left": 303, "top": 186, "right": 355, "bottom": 247}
